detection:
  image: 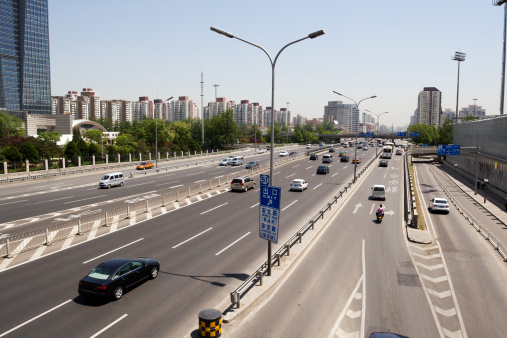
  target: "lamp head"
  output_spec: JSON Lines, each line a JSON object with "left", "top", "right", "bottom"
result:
{"left": 308, "top": 30, "right": 325, "bottom": 39}
{"left": 210, "top": 27, "right": 234, "bottom": 38}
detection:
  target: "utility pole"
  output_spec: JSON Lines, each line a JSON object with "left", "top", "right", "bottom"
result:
{"left": 213, "top": 84, "right": 219, "bottom": 100}
{"left": 200, "top": 73, "right": 204, "bottom": 147}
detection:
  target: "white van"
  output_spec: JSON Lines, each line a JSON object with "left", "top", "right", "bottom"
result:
{"left": 322, "top": 154, "right": 333, "bottom": 163}
{"left": 230, "top": 156, "right": 244, "bottom": 166}
{"left": 99, "top": 172, "right": 125, "bottom": 189}
{"left": 371, "top": 185, "right": 386, "bottom": 200}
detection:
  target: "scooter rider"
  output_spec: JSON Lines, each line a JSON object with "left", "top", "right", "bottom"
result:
{"left": 376, "top": 204, "right": 385, "bottom": 217}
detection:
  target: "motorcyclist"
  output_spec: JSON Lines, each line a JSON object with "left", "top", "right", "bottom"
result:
{"left": 376, "top": 204, "right": 385, "bottom": 217}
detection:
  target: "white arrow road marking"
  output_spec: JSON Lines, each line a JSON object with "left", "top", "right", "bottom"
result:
{"left": 384, "top": 210, "right": 395, "bottom": 216}
{"left": 335, "top": 328, "right": 360, "bottom": 338}
{"left": 416, "top": 262, "right": 444, "bottom": 270}
{"left": 434, "top": 306, "right": 457, "bottom": 317}
{"left": 412, "top": 252, "right": 441, "bottom": 259}
{"left": 442, "top": 328, "right": 463, "bottom": 338}
{"left": 427, "top": 288, "right": 452, "bottom": 299}
{"left": 421, "top": 274, "right": 448, "bottom": 283}
{"left": 353, "top": 203, "right": 362, "bottom": 214}
{"left": 346, "top": 309, "right": 361, "bottom": 319}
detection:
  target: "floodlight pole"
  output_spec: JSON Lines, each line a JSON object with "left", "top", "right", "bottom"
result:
{"left": 494, "top": 0, "right": 507, "bottom": 114}
{"left": 333, "top": 92, "right": 376, "bottom": 183}
{"left": 453, "top": 51, "right": 466, "bottom": 124}
{"left": 211, "top": 26, "right": 325, "bottom": 277}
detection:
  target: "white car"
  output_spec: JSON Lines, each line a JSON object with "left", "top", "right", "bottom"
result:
{"left": 306, "top": 144, "right": 311, "bottom": 149}
{"left": 256, "top": 148, "right": 266, "bottom": 153}
{"left": 219, "top": 158, "right": 229, "bottom": 166}
{"left": 290, "top": 179, "right": 308, "bottom": 191}
{"left": 279, "top": 151, "right": 289, "bottom": 157}
{"left": 429, "top": 198, "right": 450, "bottom": 214}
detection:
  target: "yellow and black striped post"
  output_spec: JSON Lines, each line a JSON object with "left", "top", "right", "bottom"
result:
{"left": 198, "top": 309, "right": 222, "bottom": 337}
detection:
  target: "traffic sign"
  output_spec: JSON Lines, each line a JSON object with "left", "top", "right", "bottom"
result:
{"left": 438, "top": 144, "right": 460, "bottom": 155}
{"left": 397, "top": 132, "right": 407, "bottom": 137}
{"left": 260, "top": 174, "right": 269, "bottom": 187}
{"left": 422, "top": 144, "right": 428, "bottom": 147}
{"left": 410, "top": 132, "right": 419, "bottom": 137}
{"left": 259, "top": 186, "right": 281, "bottom": 243}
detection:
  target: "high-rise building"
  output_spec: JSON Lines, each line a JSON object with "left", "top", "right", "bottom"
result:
{"left": 323, "top": 101, "right": 356, "bottom": 132}
{"left": 416, "top": 87, "right": 442, "bottom": 126}
{"left": 0, "top": 0, "right": 51, "bottom": 114}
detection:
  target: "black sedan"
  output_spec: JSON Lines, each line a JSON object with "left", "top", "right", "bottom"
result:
{"left": 379, "top": 160, "right": 388, "bottom": 167}
{"left": 289, "top": 151, "right": 297, "bottom": 157}
{"left": 78, "top": 257, "right": 160, "bottom": 301}
{"left": 310, "top": 154, "right": 318, "bottom": 160}
{"left": 316, "top": 165, "right": 330, "bottom": 174}
{"left": 340, "top": 156, "right": 350, "bottom": 162}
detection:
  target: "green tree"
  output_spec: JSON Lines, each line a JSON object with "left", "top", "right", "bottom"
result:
{"left": 64, "top": 141, "right": 79, "bottom": 159}
{"left": 88, "top": 142, "right": 100, "bottom": 156}
{"left": 19, "top": 142, "right": 39, "bottom": 162}
{"left": 0, "top": 112, "right": 24, "bottom": 139}
{"left": 38, "top": 131, "right": 62, "bottom": 144}
{"left": 2, "top": 146, "right": 23, "bottom": 164}
{"left": 407, "top": 124, "right": 439, "bottom": 145}
{"left": 76, "top": 138, "right": 88, "bottom": 156}
{"left": 72, "top": 128, "right": 82, "bottom": 142}
{"left": 82, "top": 129, "right": 103, "bottom": 144}
{"left": 437, "top": 118, "right": 454, "bottom": 145}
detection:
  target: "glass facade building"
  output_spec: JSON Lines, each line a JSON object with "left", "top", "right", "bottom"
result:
{"left": 0, "top": 0, "right": 50, "bottom": 114}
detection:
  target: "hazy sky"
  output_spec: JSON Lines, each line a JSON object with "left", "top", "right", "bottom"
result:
{"left": 49, "top": 0, "right": 506, "bottom": 128}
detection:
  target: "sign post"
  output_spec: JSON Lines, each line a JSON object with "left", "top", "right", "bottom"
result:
{"left": 259, "top": 186, "right": 281, "bottom": 244}
{"left": 437, "top": 144, "right": 461, "bottom": 155}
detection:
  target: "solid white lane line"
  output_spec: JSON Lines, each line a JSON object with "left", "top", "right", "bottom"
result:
{"left": 64, "top": 195, "right": 106, "bottom": 204}
{"left": 83, "top": 238, "right": 144, "bottom": 264}
{"left": 33, "top": 197, "right": 74, "bottom": 205}
{"left": 343, "top": 166, "right": 348, "bottom": 169}
{"left": 201, "top": 203, "right": 228, "bottom": 215}
{"left": 360, "top": 239, "right": 366, "bottom": 338}
{"left": 313, "top": 183, "right": 322, "bottom": 190}
{"left": 282, "top": 200, "right": 298, "bottom": 211}
{"left": 214, "top": 176, "right": 224, "bottom": 178}
{"left": 155, "top": 180, "right": 181, "bottom": 186}
{"left": 194, "top": 180, "right": 205, "bottom": 183}
{"left": 216, "top": 232, "right": 251, "bottom": 255}
{"left": 89, "top": 314, "right": 128, "bottom": 338}
{"left": 274, "top": 172, "right": 281, "bottom": 175}
{"left": 251, "top": 202, "right": 260, "bottom": 208}
{"left": 187, "top": 171, "right": 205, "bottom": 176}
{"left": 0, "top": 199, "right": 28, "bottom": 206}
{"left": 306, "top": 166, "right": 312, "bottom": 169}
{"left": 292, "top": 164, "right": 300, "bottom": 168}
{"left": 172, "top": 228, "right": 213, "bottom": 248}
{"left": 0, "top": 299, "right": 72, "bottom": 337}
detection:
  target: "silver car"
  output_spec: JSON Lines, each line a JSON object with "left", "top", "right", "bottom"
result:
{"left": 230, "top": 176, "right": 256, "bottom": 192}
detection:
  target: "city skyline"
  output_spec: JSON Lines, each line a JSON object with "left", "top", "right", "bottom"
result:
{"left": 49, "top": 1, "right": 505, "bottom": 128}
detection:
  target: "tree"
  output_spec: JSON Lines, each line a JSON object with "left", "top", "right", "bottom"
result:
{"left": 38, "top": 131, "right": 62, "bottom": 144}
{"left": 88, "top": 142, "right": 100, "bottom": 156}
{"left": 76, "top": 138, "right": 89, "bottom": 156}
{"left": 0, "top": 112, "right": 24, "bottom": 139}
{"left": 64, "top": 141, "right": 79, "bottom": 159}
{"left": 72, "top": 128, "right": 82, "bottom": 142}
{"left": 437, "top": 118, "right": 454, "bottom": 145}
{"left": 2, "top": 146, "right": 23, "bottom": 164}
{"left": 407, "top": 124, "right": 439, "bottom": 145}
{"left": 83, "top": 129, "right": 103, "bottom": 144}
{"left": 19, "top": 142, "right": 39, "bottom": 162}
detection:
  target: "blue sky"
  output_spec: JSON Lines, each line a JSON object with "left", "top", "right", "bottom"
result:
{"left": 49, "top": 0, "right": 505, "bottom": 128}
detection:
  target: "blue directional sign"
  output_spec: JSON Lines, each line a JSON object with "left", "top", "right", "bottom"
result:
{"left": 259, "top": 186, "right": 281, "bottom": 243}
{"left": 422, "top": 144, "right": 428, "bottom": 147}
{"left": 410, "top": 132, "right": 419, "bottom": 137}
{"left": 397, "top": 132, "right": 407, "bottom": 137}
{"left": 367, "top": 132, "right": 375, "bottom": 138}
{"left": 260, "top": 174, "right": 269, "bottom": 187}
{"left": 438, "top": 144, "right": 461, "bottom": 155}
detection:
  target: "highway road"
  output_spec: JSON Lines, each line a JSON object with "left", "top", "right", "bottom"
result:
{"left": 0, "top": 141, "right": 380, "bottom": 337}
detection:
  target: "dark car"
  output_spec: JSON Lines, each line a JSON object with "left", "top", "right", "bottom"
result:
{"left": 310, "top": 154, "right": 318, "bottom": 160}
{"left": 246, "top": 161, "right": 260, "bottom": 169}
{"left": 316, "top": 165, "right": 330, "bottom": 174}
{"left": 289, "top": 151, "right": 297, "bottom": 157}
{"left": 396, "top": 150, "right": 402, "bottom": 155}
{"left": 329, "top": 147, "right": 335, "bottom": 152}
{"left": 379, "top": 160, "right": 388, "bottom": 167}
{"left": 340, "top": 156, "right": 350, "bottom": 162}
{"left": 78, "top": 257, "right": 160, "bottom": 301}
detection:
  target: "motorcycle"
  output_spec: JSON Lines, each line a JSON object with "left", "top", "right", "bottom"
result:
{"left": 376, "top": 211, "right": 384, "bottom": 223}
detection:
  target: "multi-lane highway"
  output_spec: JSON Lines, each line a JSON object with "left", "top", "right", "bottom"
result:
{"left": 1, "top": 141, "right": 506, "bottom": 338}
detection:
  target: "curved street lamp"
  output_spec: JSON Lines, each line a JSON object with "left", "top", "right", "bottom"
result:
{"left": 211, "top": 26, "right": 325, "bottom": 277}
{"left": 365, "top": 109, "right": 388, "bottom": 157}
{"left": 154, "top": 96, "right": 173, "bottom": 169}
{"left": 333, "top": 91, "right": 377, "bottom": 183}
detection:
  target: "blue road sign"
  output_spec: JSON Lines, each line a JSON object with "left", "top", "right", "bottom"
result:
{"left": 422, "top": 144, "right": 428, "bottom": 147}
{"left": 259, "top": 186, "right": 281, "bottom": 244}
{"left": 367, "top": 132, "right": 375, "bottom": 137}
{"left": 397, "top": 132, "right": 407, "bottom": 137}
{"left": 410, "top": 132, "right": 419, "bottom": 137}
{"left": 438, "top": 144, "right": 460, "bottom": 155}
{"left": 260, "top": 174, "right": 269, "bottom": 187}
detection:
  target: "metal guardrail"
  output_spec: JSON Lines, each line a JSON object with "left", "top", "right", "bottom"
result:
{"left": 0, "top": 151, "right": 306, "bottom": 258}
{"left": 429, "top": 168, "right": 507, "bottom": 261}
{"left": 229, "top": 151, "right": 381, "bottom": 308}
{"left": 405, "top": 155, "right": 418, "bottom": 228}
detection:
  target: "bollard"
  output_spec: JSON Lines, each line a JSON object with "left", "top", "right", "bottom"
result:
{"left": 104, "top": 212, "right": 109, "bottom": 227}
{"left": 256, "top": 270, "right": 263, "bottom": 286}
{"left": 198, "top": 309, "right": 222, "bottom": 337}
{"left": 78, "top": 219, "right": 82, "bottom": 235}
{"left": 127, "top": 205, "right": 131, "bottom": 219}
{"left": 298, "top": 233, "right": 302, "bottom": 243}
{"left": 146, "top": 200, "right": 150, "bottom": 213}
{"left": 230, "top": 292, "right": 240, "bottom": 308}
{"left": 188, "top": 187, "right": 191, "bottom": 197}
{"left": 310, "top": 219, "right": 314, "bottom": 230}
{"left": 6, "top": 238, "right": 11, "bottom": 258}
{"left": 275, "top": 253, "right": 281, "bottom": 266}
{"left": 45, "top": 228, "right": 51, "bottom": 246}
{"left": 285, "top": 244, "right": 290, "bottom": 256}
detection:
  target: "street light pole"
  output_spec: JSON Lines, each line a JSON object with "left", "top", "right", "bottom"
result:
{"left": 211, "top": 26, "right": 325, "bottom": 277}
{"left": 160, "top": 96, "right": 174, "bottom": 168}
{"left": 493, "top": 0, "right": 507, "bottom": 114}
{"left": 473, "top": 98, "right": 478, "bottom": 118}
{"left": 365, "top": 109, "right": 388, "bottom": 157}
{"left": 333, "top": 92, "right": 377, "bottom": 183}
{"left": 453, "top": 51, "right": 466, "bottom": 124}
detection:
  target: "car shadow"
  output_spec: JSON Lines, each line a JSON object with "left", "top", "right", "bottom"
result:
{"left": 159, "top": 271, "right": 250, "bottom": 288}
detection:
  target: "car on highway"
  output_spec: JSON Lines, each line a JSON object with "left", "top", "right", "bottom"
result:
{"left": 289, "top": 179, "right": 308, "bottom": 191}
{"left": 340, "top": 156, "right": 350, "bottom": 162}
{"left": 316, "top": 165, "right": 330, "bottom": 174}
{"left": 136, "top": 161, "right": 154, "bottom": 170}
{"left": 246, "top": 161, "right": 260, "bottom": 169}
{"left": 429, "top": 198, "right": 450, "bottom": 214}
{"left": 396, "top": 150, "right": 402, "bottom": 155}
{"left": 357, "top": 144, "right": 363, "bottom": 149}
{"left": 219, "top": 158, "right": 229, "bottom": 166}
{"left": 371, "top": 185, "right": 386, "bottom": 200}
{"left": 310, "top": 154, "right": 318, "bottom": 160}
{"left": 363, "top": 146, "right": 368, "bottom": 150}
{"left": 306, "top": 144, "right": 311, "bottom": 149}
{"left": 352, "top": 157, "right": 362, "bottom": 164}
{"left": 230, "top": 176, "right": 256, "bottom": 192}
{"left": 289, "top": 151, "right": 297, "bottom": 157}
{"left": 379, "top": 160, "right": 388, "bottom": 167}
{"left": 279, "top": 151, "right": 289, "bottom": 157}
{"left": 99, "top": 172, "right": 125, "bottom": 189}
{"left": 256, "top": 148, "right": 266, "bottom": 153}
{"left": 343, "top": 144, "right": 349, "bottom": 148}
{"left": 329, "top": 147, "right": 335, "bottom": 153}
{"left": 78, "top": 257, "right": 160, "bottom": 301}
{"left": 339, "top": 151, "right": 346, "bottom": 157}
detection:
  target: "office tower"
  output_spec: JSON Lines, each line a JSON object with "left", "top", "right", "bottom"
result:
{"left": 0, "top": 0, "right": 51, "bottom": 114}
{"left": 416, "top": 87, "right": 442, "bottom": 126}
